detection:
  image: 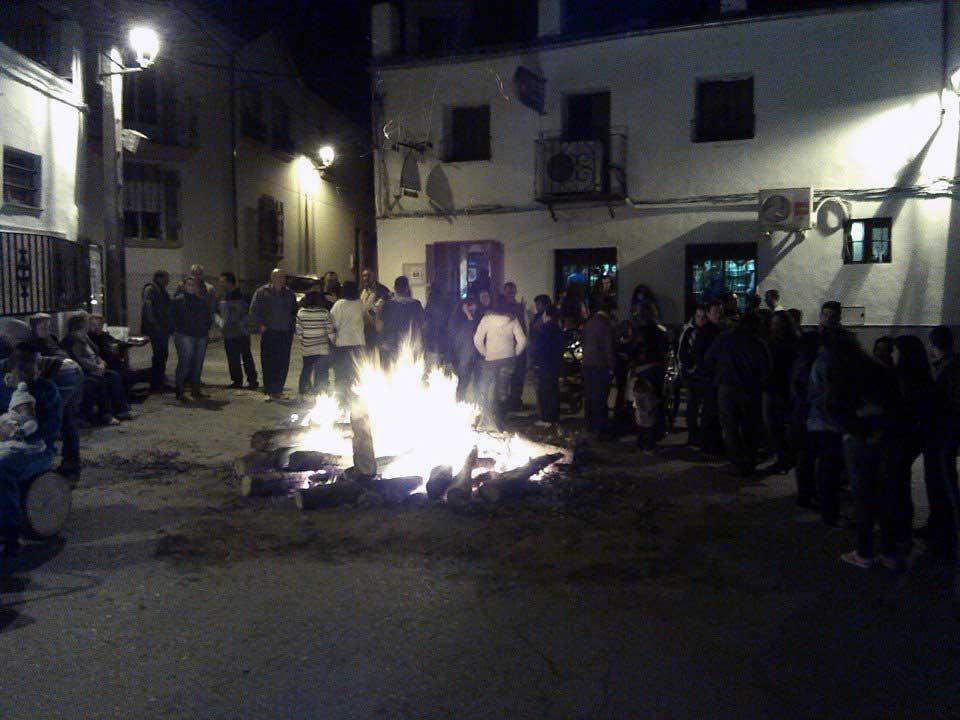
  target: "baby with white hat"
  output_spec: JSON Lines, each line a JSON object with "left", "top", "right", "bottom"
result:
{"left": 0, "top": 381, "right": 46, "bottom": 459}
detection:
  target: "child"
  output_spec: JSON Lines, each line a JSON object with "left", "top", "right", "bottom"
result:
{"left": 0, "top": 382, "right": 46, "bottom": 459}
{"left": 630, "top": 374, "right": 660, "bottom": 451}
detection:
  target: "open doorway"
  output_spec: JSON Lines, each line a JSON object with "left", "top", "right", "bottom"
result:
{"left": 426, "top": 240, "right": 503, "bottom": 299}
{"left": 554, "top": 247, "right": 618, "bottom": 302}
{"left": 684, "top": 242, "right": 757, "bottom": 319}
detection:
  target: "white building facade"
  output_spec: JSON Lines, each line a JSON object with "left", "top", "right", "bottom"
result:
{"left": 0, "top": 11, "right": 89, "bottom": 318}
{"left": 372, "top": 0, "right": 960, "bottom": 334}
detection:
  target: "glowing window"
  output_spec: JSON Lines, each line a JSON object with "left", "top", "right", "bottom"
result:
{"left": 844, "top": 218, "right": 892, "bottom": 264}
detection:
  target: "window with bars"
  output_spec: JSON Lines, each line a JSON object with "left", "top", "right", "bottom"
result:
{"left": 123, "top": 163, "right": 180, "bottom": 245}
{"left": 3, "top": 147, "right": 42, "bottom": 208}
{"left": 693, "top": 76, "right": 755, "bottom": 143}
{"left": 844, "top": 218, "right": 892, "bottom": 264}
{"left": 258, "top": 195, "right": 284, "bottom": 259}
{"left": 445, "top": 105, "right": 491, "bottom": 162}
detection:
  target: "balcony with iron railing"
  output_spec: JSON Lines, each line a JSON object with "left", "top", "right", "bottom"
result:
{"left": 535, "top": 128, "right": 627, "bottom": 207}
{"left": 0, "top": 232, "right": 90, "bottom": 317}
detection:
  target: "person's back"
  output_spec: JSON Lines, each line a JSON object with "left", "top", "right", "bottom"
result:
{"left": 534, "top": 319, "right": 565, "bottom": 374}
{"left": 706, "top": 327, "right": 770, "bottom": 394}
{"left": 474, "top": 312, "right": 526, "bottom": 361}
{"left": 581, "top": 312, "right": 615, "bottom": 369}
{"left": 330, "top": 298, "right": 365, "bottom": 348}
{"left": 381, "top": 295, "right": 424, "bottom": 351}
{"left": 297, "top": 302, "right": 332, "bottom": 357}
{"left": 219, "top": 288, "right": 250, "bottom": 339}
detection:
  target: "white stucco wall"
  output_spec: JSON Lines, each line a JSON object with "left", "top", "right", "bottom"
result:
{"left": 0, "top": 41, "right": 83, "bottom": 240}
{"left": 373, "top": 0, "right": 960, "bottom": 327}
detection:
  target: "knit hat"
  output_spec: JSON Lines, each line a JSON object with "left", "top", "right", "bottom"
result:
{"left": 10, "top": 382, "right": 35, "bottom": 411}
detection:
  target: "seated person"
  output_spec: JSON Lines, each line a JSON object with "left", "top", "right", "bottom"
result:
{"left": 65, "top": 313, "right": 133, "bottom": 425}
{"left": 0, "top": 382, "right": 46, "bottom": 458}
{"left": 0, "top": 342, "right": 62, "bottom": 557}
{"left": 87, "top": 314, "right": 125, "bottom": 377}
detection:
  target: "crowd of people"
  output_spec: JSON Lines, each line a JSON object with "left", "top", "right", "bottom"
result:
{"left": 1, "top": 264, "right": 958, "bottom": 571}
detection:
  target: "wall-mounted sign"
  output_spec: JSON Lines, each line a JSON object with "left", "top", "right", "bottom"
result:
{"left": 513, "top": 66, "right": 546, "bottom": 115}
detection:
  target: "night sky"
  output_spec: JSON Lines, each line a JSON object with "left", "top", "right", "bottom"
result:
{"left": 195, "top": 0, "right": 373, "bottom": 123}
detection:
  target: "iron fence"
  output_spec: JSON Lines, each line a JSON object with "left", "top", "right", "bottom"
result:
{"left": 0, "top": 232, "right": 89, "bottom": 317}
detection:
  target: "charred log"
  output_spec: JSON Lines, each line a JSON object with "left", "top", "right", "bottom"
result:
{"left": 477, "top": 453, "right": 564, "bottom": 504}
{"left": 295, "top": 479, "right": 363, "bottom": 510}
{"left": 426, "top": 465, "right": 454, "bottom": 501}
{"left": 444, "top": 447, "right": 479, "bottom": 507}
{"left": 370, "top": 476, "right": 422, "bottom": 503}
{"left": 241, "top": 471, "right": 308, "bottom": 498}
{"left": 250, "top": 427, "right": 309, "bottom": 452}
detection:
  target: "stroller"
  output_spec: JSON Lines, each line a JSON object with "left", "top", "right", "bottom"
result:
{"left": 559, "top": 329, "right": 584, "bottom": 414}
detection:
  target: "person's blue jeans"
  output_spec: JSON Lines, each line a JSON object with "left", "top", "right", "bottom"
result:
{"left": 174, "top": 334, "right": 208, "bottom": 390}
{"left": 0, "top": 448, "right": 55, "bottom": 543}
{"left": 54, "top": 365, "right": 83, "bottom": 474}
{"left": 478, "top": 358, "right": 514, "bottom": 430}
{"left": 299, "top": 354, "right": 330, "bottom": 396}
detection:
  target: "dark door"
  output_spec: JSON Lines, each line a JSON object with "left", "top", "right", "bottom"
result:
{"left": 684, "top": 242, "right": 757, "bottom": 320}
{"left": 426, "top": 241, "right": 503, "bottom": 299}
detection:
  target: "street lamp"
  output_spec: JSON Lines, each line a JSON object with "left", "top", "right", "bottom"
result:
{"left": 319, "top": 145, "right": 336, "bottom": 168}
{"left": 129, "top": 26, "right": 160, "bottom": 68}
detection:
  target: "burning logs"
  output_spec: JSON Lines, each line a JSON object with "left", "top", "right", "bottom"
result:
{"left": 295, "top": 478, "right": 363, "bottom": 510}
{"left": 351, "top": 405, "right": 377, "bottom": 477}
{"left": 241, "top": 472, "right": 308, "bottom": 498}
{"left": 477, "top": 453, "right": 564, "bottom": 504}
{"left": 250, "top": 427, "right": 309, "bottom": 453}
{"left": 444, "top": 447, "right": 479, "bottom": 508}
{"left": 426, "top": 465, "right": 454, "bottom": 501}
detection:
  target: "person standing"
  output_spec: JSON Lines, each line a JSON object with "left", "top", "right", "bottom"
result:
{"left": 217, "top": 272, "right": 258, "bottom": 390}
{"left": 533, "top": 304, "right": 564, "bottom": 426}
{"left": 422, "top": 285, "right": 450, "bottom": 367}
{"left": 296, "top": 290, "right": 334, "bottom": 399}
{"left": 632, "top": 301, "right": 670, "bottom": 441}
{"left": 703, "top": 312, "right": 771, "bottom": 476}
{"left": 692, "top": 299, "right": 724, "bottom": 452}
{"left": 922, "top": 326, "right": 960, "bottom": 565}
{"left": 473, "top": 298, "right": 527, "bottom": 430}
{"left": 449, "top": 293, "right": 481, "bottom": 402}
{"left": 176, "top": 264, "right": 217, "bottom": 386}
{"left": 678, "top": 305, "right": 706, "bottom": 445}
{"left": 501, "top": 282, "right": 528, "bottom": 412}
{"left": 171, "top": 276, "right": 213, "bottom": 401}
{"left": 141, "top": 270, "right": 173, "bottom": 391}
{"left": 581, "top": 298, "right": 616, "bottom": 438}
{"left": 762, "top": 310, "right": 800, "bottom": 473}
{"left": 763, "top": 289, "right": 784, "bottom": 312}
{"left": 250, "top": 268, "right": 297, "bottom": 401}
{"left": 360, "top": 267, "right": 390, "bottom": 349}
{"left": 379, "top": 275, "right": 424, "bottom": 365}
{"left": 329, "top": 281, "right": 366, "bottom": 405}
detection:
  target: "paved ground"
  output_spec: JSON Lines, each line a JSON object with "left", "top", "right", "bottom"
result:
{"left": 2, "top": 338, "right": 960, "bottom": 719}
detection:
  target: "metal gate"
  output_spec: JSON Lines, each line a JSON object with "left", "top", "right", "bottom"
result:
{"left": 0, "top": 232, "right": 90, "bottom": 316}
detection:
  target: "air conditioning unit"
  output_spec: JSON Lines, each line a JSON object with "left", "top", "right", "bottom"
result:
{"left": 545, "top": 140, "right": 604, "bottom": 194}
{"left": 758, "top": 187, "right": 813, "bottom": 231}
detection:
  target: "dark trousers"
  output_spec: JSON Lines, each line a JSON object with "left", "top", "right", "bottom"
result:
{"left": 923, "top": 436, "right": 959, "bottom": 558}
{"left": 537, "top": 367, "right": 560, "bottom": 423}
{"left": 82, "top": 369, "right": 129, "bottom": 418}
{"left": 636, "top": 364, "right": 667, "bottom": 440}
{"left": 478, "top": 358, "right": 515, "bottom": 430}
{"left": 454, "top": 354, "right": 478, "bottom": 403}
{"left": 717, "top": 384, "right": 762, "bottom": 471}
{"left": 845, "top": 434, "right": 900, "bottom": 558}
{"left": 700, "top": 385, "right": 723, "bottom": 453}
{"left": 583, "top": 365, "right": 612, "bottom": 435}
{"left": 224, "top": 335, "right": 257, "bottom": 385}
{"left": 810, "top": 430, "right": 845, "bottom": 524}
{"left": 686, "top": 379, "right": 704, "bottom": 444}
{"left": 261, "top": 330, "right": 293, "bottom": 395}
{"left": 793, "top": 424, "right": 817, "bottom": 504}
{"left": 508, "top": 351, "right": 527, "bottom": 410}
{"left": 148, "top": 332, "right": 170, "bottom": 389}
{"left": 299, "top": 354, "right": 331, "bottom": 396}
{"left": 54, "top": 367, "right": 83, "bottom": 474}
{"left": 762, "top": 392, "right": 792, "bottom": 466}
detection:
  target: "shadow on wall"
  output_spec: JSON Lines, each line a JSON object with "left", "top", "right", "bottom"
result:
{"left": 425, "top": 165, "right": 455, "bottom": 216}
{"left": 619, "top": 219, "right": 758, "bottom": 325}
{"left": 941, "top": 121, "right": 960, "bottom": 326}
{"left": 824, "top": 119, "right": 943, "bottom": 315}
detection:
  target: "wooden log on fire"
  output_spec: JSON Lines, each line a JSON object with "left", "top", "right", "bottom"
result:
{"left": 477, "top": 453, "right": 564, "bottom": 504}
{"left": 350, "top": 403, "right": 377, "bottom": 477}
{"left": 426, "top": 465, "right": 454, "bottom": 501}
{"left": 370, "top": 476, "right": 422, "bottom": 503}
{"left": 241, "top": 471, "right": 306, "bottom": 498}
{"left": 234, "top": 449, "right": 341, "bottom": 479}
{"left": 444, "top": 447, "right": 479, "bottom": 507}
{"left": 295, "top": 478, "right": 363, "bottom": 510}
{"left": 250, "top": 427, "right": 309, "bottom": 452}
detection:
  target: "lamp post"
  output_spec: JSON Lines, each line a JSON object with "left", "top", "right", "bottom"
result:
{"left": 100, "top": 26, "right": 160, "bottom": 326}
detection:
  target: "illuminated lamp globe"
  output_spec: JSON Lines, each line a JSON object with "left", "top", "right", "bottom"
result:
{"left": 318, "top": 145, "right": 336, "bottom": 168}
{"left": 129, "top": 26, "right": 160, "bottom": 68}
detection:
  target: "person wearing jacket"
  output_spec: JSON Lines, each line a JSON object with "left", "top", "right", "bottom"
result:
{"left": 678, "top": 305, "right": 707, "bottom": 445}
{"left": 141, "top": 270, "right": 173, "bottom": 391}
{"left": 581, "top": 298, "right": 617, "bottom": 437}
{"left": 533, "top": 304, "right": 564, "bottom": 425}
{"left": 329, "top": 281, "right": 366, "bottom": 405}
{"left": 762, "top": 310, "right": 800, "bottom": 474}
{"left": 501, "top": 282, "right": 528, "bottom": 412}
{"left": 250, "top": 268, "right": 297, "bottom": 400}
{"left": 922, "top": 325, "right": 960, "bottom": 565}
{"left": 171, "top": 275, "right": 213, "bottom": 401}
{"left": 449, "top": 294, "right": 481, "bottom": 402}
{"left": 379, "top": 275, "right": 425, "bottom": 365}
{"left": 0, "top": 342, "right": 61, "bottom": 558}
{"left": 691, "top": 299, "right": 724, "bottom": 452}
{"left": 632, "top": 301, "right": 670, "bottom": 441}
{"left": 704, "top": 312, "right": 771, "bottom": 475}
{"left": 66, "top": 313, "right": 132, "bottom": 424}
{"left": 217, "top": 272, "right": 258, "bottom": 390}
{"left": 474, "top": 297, "right": 527, "bottom": 430}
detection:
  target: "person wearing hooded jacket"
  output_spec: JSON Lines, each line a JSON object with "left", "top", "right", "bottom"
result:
{"left": 379, "top": 275, "right": 424, "bottom": 366}
{"left": 474, "top": 298, "right": 527, "bottom": 430}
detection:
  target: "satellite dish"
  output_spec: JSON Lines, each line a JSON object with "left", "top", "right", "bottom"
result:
{"left": 399, "top": 151, "right": 421, "bottom": 197}
{"left": 760, "top": 194, "right": 791, "bottom": 224}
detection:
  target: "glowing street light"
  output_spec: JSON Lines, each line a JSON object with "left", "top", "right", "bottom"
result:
{"left": 318, "top": 145, "right": 336, "bottom": 168}
{"left": 129, "top": 26, "right": 160, "bottom": 68}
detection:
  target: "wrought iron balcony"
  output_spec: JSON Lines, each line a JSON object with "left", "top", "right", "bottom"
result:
{"left": 535, "top": 129, "right": 627, "bottom": 205}
{"left": 0, "top": 232, "right": 89, "bottom": 317}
